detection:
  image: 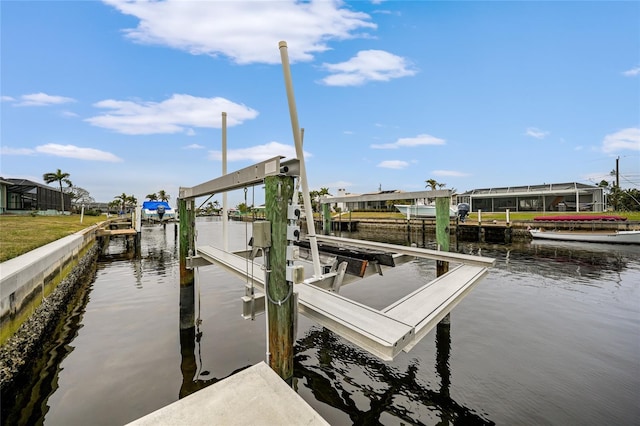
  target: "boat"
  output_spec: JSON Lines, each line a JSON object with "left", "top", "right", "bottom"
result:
{"left": 534, "top": 215, "right": 627, "bottom": 222}
{"left": 529, "top": 229, "right": 640, "bottom": 244}
{"left": 142, "top": 201, "right": 175, "bottom": 222}
{"left": 394, "top": 204, "right": 457, "bottom": 218}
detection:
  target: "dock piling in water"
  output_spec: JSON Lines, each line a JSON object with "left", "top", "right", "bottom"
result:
{"left": 178, "top": 198, "right": 196, "bottom": 331}
{"left": 265, "top": 175, "right": 296, "bottom": 381}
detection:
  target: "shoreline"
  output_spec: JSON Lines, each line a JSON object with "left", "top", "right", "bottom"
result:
{"left": 0, "top": 244, "right": 99, "bottom": 397}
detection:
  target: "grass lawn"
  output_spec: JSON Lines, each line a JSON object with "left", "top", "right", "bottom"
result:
{"left": 0, "top": 214, "right": 107, "bottom": 262}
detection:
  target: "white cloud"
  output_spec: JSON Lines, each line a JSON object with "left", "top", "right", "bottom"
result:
{"left": 1, "top": 96, "right": 16, "bottom": 102}
{"left": 35, "top": 144, "right": 123, "bottom": 162}
{"left": 103, "top": 0, "right": 375, "bottom": 65}
{"left": 377, "top": 160, "right": 409, "bottom": 169}
{"left": 14, "top": 92, "right": 76, "bottom": 107}
{"left": 602, "top": 128, "right": 640, "bottom": 153}
{"left": 208, "top": 141, "right": 310, "bottom": 162}
{"left": 324, "top": 180, "right": 353, "bottom": 189}
{"left": 431, "top": 170, "right": 470, "bottom": 177}
{"left": 321, "top": 50, "right": 417, "bottom": 86}
{"left": 525, "top": 127, "right": 549, "bottom": 139}
{"left": 61, "top": 110, "right": 79, "bottom": 118}
{"left": 86, "top": 94, "right": 258, "bottom": 135}
{"left": 622, "top": 66, "right": 640, "bottom": 77}
{"left": 183, "top": 144, "right": 205, "bottom": 150}
{"left": 371, "top": 133, "right": 445, "bottom": 149}
{"left": 1, "top": 146, "right": 36, "bottom": 155}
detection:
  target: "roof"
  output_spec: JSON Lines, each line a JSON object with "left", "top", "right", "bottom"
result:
{"left": 3, "top": 178, "right": 63, "bottom": 193}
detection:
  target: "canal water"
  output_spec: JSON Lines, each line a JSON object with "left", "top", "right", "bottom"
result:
{"left": 3, "top": 217, "right": 639, "bottom": 425}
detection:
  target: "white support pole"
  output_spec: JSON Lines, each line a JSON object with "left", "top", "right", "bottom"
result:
{"left": 135, "top": 202, "right": 142, "bottom": 232}
{"left": 279, "top": 41, "right": 322, "bottom": 278}
{"left": 222, "top": 112, "right": 229, "bottom": 251}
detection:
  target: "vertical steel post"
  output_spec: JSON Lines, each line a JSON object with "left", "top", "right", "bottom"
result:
{"left": 278, "top": 41, "right": 321, "bottom": 278}
{"left": 265, "top": 175, "right": 295, "bottom": 380}
{"left": 178, "top": 198, "right": 195, "bottom": 330}
{"left": 222, "top": 112, "right": 229, "bottom": 252}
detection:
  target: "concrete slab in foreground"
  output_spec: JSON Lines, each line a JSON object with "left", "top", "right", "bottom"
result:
{"left": 126, "top": 362, "right": 329, "bottom": 426}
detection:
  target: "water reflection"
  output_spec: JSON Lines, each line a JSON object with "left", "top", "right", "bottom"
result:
{"left": 178, "top": 325, "right": 250, "bottom": 399}
{"left": 455, "top": 240, "right": 636, "bottom": 283}
{"left": 294, "top": 326, "right": 494, "bottom": 425}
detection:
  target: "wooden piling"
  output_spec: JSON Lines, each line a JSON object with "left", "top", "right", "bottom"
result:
{"left": 435, "top": 197, "right": 451, "bottom": 330}
{"left": 178, "top": 198, "right": 196, "bottom": 330}
{"left": 322, "top": 203, "right": 330, "bottom": 235}
{"left": 435, "top": 197, "right": 450, "bottom": 276}
{"left": 264, "top": 175, "right": 295, "bottom": 381}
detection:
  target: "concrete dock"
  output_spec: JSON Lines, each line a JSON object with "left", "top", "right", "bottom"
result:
{"left": 126, "top": 362, "right": 329, "bottom": 426}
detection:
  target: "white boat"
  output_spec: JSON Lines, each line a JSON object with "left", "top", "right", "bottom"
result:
{"left": 529, "top": 229, "right": 640, "bottom": 244}
{"left": 142, "top": 201, "right": 175, "bottom": 221}
{"left": 394, "top": 204, "right": 457, "bottom": 218}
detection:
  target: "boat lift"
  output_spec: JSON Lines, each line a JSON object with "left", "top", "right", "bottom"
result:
{"left": 178, "top": 41, "right": 495, "bottom": 364}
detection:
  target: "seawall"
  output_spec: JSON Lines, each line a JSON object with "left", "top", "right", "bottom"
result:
{"left": 0, "top": 224, "right": 102, "bottom": 344}
{"left": 309, "top": 218, "right": 640, "bottom": 244}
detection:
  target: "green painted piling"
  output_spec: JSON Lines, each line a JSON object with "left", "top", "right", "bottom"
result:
{"left": 322, "top": 203, "right": 331, "bottom": 235}
{"left": 435, "top": 197, "right": 450, "bottom": 277}
{"left": 435, "top": 196, "right": 452, "bottom": 367}
{"left": 264, "top": 175, "right": 295, "bottom": 380}
{"left": 178, "top": 198, "right": 196, "bottom": 330}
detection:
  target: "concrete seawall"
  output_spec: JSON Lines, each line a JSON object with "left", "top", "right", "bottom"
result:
{"left": 1, "top": 224, "right": 101, "bottom": 343}
{"left": 309, "top": 218, "right": 640, "bottom": 244}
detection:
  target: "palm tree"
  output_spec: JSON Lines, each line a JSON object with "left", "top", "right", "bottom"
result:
{"left": 146, "top": 193, "right": 158, "bottom": 201}
{"left": 43, "top": 169, "right": 72, "bottom": 212}
{"left": 115, "top": 192, "right": 128, "bottom": 213}
{"left": 157, "top": 190, "right": 170, "bottom": 202}
{"left": 126, "top": 195, "right": 138, "bottom": 210}
{"left": 425, "top": 179, "right": 445, "bottom": 190}
{"left": 108, "top": 200, "right": 120, "bottom": 214}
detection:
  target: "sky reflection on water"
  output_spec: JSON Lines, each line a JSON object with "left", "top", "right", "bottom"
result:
{"left": 3, "top": 218, "right": 638, "bottom": 425}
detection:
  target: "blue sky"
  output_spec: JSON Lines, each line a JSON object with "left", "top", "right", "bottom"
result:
{"left": 2, "top": 0, "right": 639, "bottom": 207}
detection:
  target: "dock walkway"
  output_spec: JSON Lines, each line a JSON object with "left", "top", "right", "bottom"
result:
{"left": 126, "top": 362, "right": 329, "bottom": 426}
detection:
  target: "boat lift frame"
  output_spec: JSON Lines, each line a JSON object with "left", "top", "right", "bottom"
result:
{"left": 178, "top": 41, "right": 494, "bottom": 366}
{"left": 180, "top": 155, "right": 494, "bottom": 361}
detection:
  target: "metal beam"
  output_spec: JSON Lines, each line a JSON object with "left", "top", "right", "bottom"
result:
{"left": 322, "top": 189, "right": 451, "bottom": 204}
{"left": 316, "top": 235, "right": 495, "bottom": 267}
{"left": 179, "top": 157, "right": 300, "bottom": 200}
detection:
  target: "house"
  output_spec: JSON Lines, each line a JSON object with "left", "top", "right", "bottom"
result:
{"left": 456, "top": 182, "right": 606, "bottom": 213}
{"left": 328, "top": 189, "right": 422, "bottom": 212}
{"left": 330, "top": 189, "right": 417, "bottom": 212}
{"left": 0, "top": 178, "right": 72, "bottom": 214}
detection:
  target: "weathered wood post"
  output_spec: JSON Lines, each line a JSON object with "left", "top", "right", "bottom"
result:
{"left": 435, "top": 197, "right": 450, "bottom": 276}
{"left": 435, "top": 195, "right": 452, "bottom": 396}
{"left": 322, "top": 201, "right": 331, "bottom": 235}
{"left": 134, "top": 202, "right": 142, "bottom": 256}
{"left": 265, "top": 175, "right": 295, "bottom": 381}
{"left": 178, "top": 197, "right": 196, "bottom": 330}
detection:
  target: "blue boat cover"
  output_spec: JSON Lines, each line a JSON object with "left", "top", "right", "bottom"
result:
{"left": 142, "top": 201, "right": 172, "bottom": 211}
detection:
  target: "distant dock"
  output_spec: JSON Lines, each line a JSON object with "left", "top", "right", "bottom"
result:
{"left": 306, "top": 217, "right": 640, "bottom": 244}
